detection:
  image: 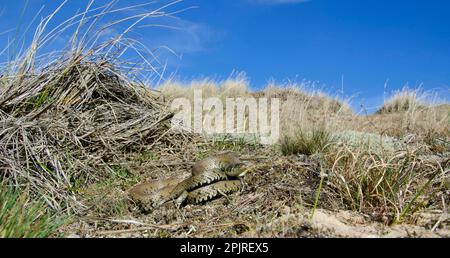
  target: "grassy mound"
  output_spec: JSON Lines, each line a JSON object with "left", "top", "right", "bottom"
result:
{"left": 159, "top": 78, "right": 353, "bottom": 140}
{"left": 0, "top": 1, "right": 188, "bottom": 211}
{"left": 377, "top": 87, "right": 427, "bottom": 114}
{"left": 0, "top": 58, "right": 180, "bottom": 210}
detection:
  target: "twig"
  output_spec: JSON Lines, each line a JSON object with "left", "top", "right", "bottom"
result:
{"left": 97, "top": 225, "right": 182, "bottom": 235}
{"left": 147, "top": 161, "right": 194, "bottom": 167}
{"left": 83, "top": 216, "right": 184, "bottom": 234}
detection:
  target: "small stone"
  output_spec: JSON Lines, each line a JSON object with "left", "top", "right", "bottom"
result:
{"left": 66, "top": 233, "right": 81, "bottom": 238}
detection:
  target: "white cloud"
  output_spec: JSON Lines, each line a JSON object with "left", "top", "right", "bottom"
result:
{"left": 152, "top": 19, "right": 221, "bottom": 54}
{"left": 249, "top": 0, "right": 311, "bottom": 5}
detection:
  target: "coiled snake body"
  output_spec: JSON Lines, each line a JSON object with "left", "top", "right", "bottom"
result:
{"left": 129, "top": 152, "right": 245, "bottom": 211}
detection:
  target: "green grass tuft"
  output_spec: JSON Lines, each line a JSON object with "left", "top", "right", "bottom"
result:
{"left": 0, "top": 184, "right": 66, "bottom": 238}
{"left": 323, "top": 145, "right": 443, "bottom": 222}
{"left": 280, "top": 129, "right": 332, "bottom": 156}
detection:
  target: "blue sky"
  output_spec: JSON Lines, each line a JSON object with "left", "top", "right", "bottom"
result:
{"left": 0, "top": 0, "right": 449, "bottom": 112}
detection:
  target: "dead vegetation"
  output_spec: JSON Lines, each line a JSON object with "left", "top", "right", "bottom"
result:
{"left": 0, "top": 60, "right": 182, "bottom": 210}
{"left": 376, "top": 87, "right": 427, "bottom": 114}
{"left": 151, "top": 78, "right": 449, "bottom": 237}
{"left": 0, "top": 1, "right": 190, "bottom": 213}
{"left": 0, "top": 1, "right": 448, "bottom": 238}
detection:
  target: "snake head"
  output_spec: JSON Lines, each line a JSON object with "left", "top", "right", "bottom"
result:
{"left": 216, "top": 152, "right": 244, "bottom": 169}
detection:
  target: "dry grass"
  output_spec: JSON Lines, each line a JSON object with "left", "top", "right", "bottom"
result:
{"left": 159, "top": 77, "right": 353, "bottom": 139}
{"left": 158, "top": 72, "right": 251, "bottom": 101}
{"left": 374, "top": 88, "right": 449, "bottom": 145}
{"left": 280, "top": 128, "right": 332, "bottom": 156}
{"left": 0, "top": 1, "right": 190, "bottom": 211}
{"left": 323, "top": 143, "right": 447, "bottom": 223}
{"left": 1, "top": 1, "right": 448, "bottom": 238}
{"left": 377, "top": 87, "right": 427, "bottom": 114}
{"left": 138, "top": 75, "right": 450, "bottom": 231}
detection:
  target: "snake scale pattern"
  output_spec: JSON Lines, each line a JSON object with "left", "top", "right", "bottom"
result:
{"left": 128, "top": 152, "right": 245, "bottom": 211}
